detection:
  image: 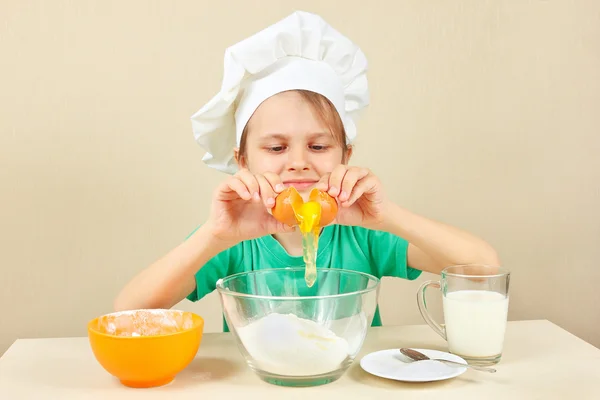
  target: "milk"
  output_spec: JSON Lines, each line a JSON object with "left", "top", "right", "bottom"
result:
{"left": 443, "top": 290, "right": 509, "bottom": 358}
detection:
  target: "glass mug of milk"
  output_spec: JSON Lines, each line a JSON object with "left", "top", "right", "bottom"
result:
{"left": 417, "top": 264, "right": 510, "bottom": 365}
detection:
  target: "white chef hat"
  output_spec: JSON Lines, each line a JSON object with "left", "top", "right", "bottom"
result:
{"left": 190, "top": 11, "right": 370, "bottom": 174}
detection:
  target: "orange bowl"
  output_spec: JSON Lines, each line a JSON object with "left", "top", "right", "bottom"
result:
{"left": 87, "top": 309, "right": 204, "bottom": 388}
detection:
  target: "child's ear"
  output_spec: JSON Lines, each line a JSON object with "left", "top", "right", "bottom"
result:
{"left": 343, "top": 145, "right": 353, "bottom": 164}
{"left": 234, "top": 148, "right": 247, "bottom": 169}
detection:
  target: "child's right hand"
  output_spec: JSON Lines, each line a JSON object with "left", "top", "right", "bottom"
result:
{"left": 207, "top": 169, "right": 295, "bottom": 244}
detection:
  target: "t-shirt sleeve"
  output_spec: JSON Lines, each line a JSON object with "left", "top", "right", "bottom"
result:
{"left": 184, "top": 226, "right": 242, "bottom": 302}
{"left": 360, "top": 228, "right": 422, "bottom": 280}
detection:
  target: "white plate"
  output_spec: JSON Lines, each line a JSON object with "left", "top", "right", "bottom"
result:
{"left": 360, "top": 348, "right": 468, "bottom": 382}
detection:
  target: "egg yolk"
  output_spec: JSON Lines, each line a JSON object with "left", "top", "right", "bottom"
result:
{"left": 293, "top": 201, "right": 322, "bottom": 234}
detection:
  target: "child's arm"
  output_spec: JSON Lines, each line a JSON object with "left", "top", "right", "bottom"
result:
{"left": 113, "top": 222, "right": 231, "bottom": 311}
{"left": 114, "top": 170, "right": 293, "bottom": 311}
{"left": 377, "top": 202, "right": 500, "bottom": 275}
{"left": 317, "top": 165, "right": 499, "bottom": 275}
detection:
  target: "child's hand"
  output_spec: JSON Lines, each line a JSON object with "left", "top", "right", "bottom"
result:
{"left": 316, "top": 165, "right": 387, "bottom": 228}
{"left": 208, "top": 169, "right": 295, "bottom": 244}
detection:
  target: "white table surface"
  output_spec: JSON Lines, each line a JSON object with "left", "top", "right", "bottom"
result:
{"left": 1, "top": 320, "right": 599, "bottom": 399}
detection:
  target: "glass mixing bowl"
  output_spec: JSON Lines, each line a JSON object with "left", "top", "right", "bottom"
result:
{"left": 215, "top": 267, "right": 380, "bottom": 387}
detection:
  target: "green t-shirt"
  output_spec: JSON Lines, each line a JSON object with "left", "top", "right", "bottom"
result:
{"left": 186, "top": 224, "right": 422, "bottom": 332}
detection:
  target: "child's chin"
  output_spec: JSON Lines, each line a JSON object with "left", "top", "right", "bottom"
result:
{"left": 296, "top": 188, "right": 314, "bottom": 201}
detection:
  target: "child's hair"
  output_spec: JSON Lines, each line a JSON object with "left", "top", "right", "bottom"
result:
{"left": 237, "top": 90, "right": 349, "bottom": 163}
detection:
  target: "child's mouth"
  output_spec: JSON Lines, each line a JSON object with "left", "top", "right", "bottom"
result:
{"left": 284, "top": 181, "right": 318, "bottom": 190}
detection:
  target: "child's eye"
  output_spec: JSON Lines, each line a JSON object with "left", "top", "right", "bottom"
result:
{"left": 267, "top": 146, "right": 286, "bottom": 153}
{"left": 310, "top": 145, "right": 329, "bottom": 151}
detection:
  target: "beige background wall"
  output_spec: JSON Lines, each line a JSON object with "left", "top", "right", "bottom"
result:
{"left": 1, "top": 0, "right": 599, "bottom": 356}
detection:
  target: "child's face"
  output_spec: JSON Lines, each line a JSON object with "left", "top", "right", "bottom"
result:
{"left": 236, "top": 91, "right": 350, "bottom": 194}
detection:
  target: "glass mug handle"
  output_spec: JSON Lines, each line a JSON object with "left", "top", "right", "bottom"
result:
{"left": 416, "top": 280, "right": 447, "bottom": 340}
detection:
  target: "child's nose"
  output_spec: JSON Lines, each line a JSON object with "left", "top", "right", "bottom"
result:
{"left": 287, "top": 147, "right": 310, "bottom": 171}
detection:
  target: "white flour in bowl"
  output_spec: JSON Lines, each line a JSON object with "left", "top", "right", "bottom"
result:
{"left": 236, "top": 313, "right": 350, "bottom": 376}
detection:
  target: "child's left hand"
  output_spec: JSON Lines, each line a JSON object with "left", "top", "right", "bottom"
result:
{"left": 315, "top": 165, "right": 388, "bottom": 228}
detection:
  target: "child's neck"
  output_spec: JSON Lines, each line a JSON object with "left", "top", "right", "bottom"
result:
{"left": 273, "top": 230, "right": 304, "bottom": 257}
